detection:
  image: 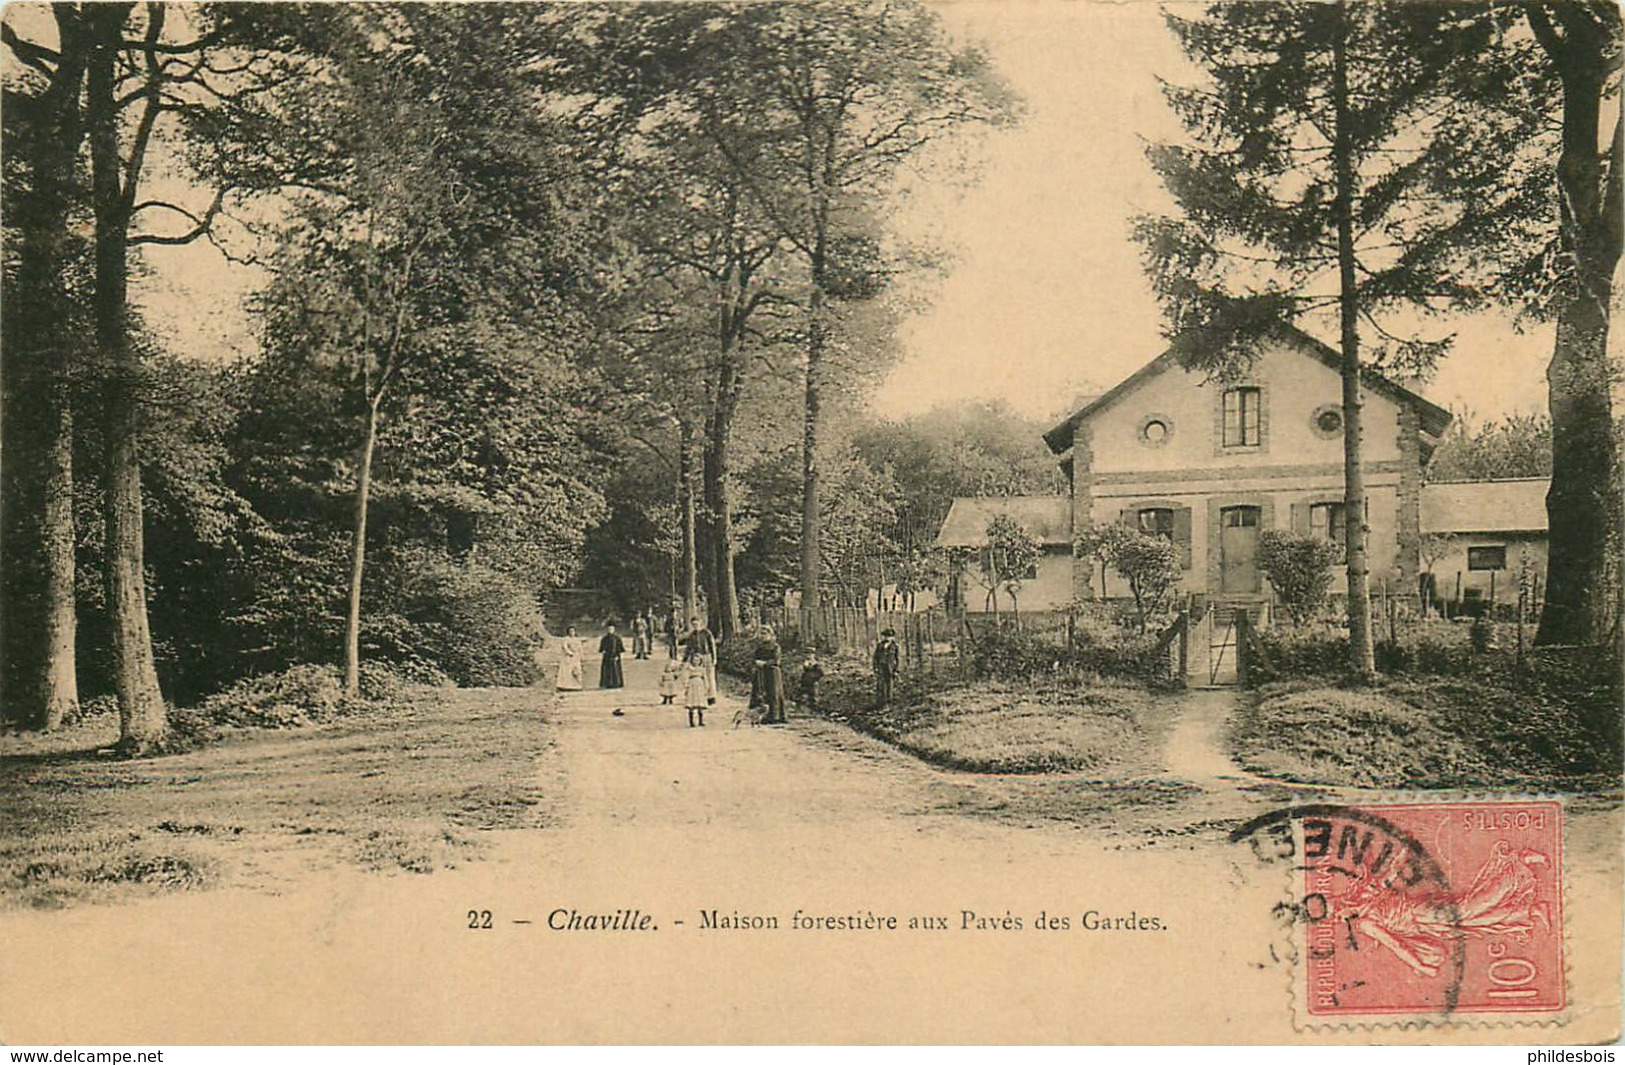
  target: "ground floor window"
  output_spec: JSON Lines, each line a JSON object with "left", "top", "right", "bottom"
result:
{"left": 1138, "top": 507, "right": 1174, "bottom": 539}
{"left": 1309, "top": 501, "right": 1346, "bottom": 556}
{"left": 1467, "top": 545, "right": 1507, "bottom": 571}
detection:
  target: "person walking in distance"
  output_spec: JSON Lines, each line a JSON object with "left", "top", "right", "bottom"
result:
{"left": 555, "top": 627, "right": 584, "bottom": 691}
{"left": 598, "top": 623, "right": 626, "bottom": 689}
{"left": 631, "top": 614, "right": 650, "bottom": 660}
{"left": 752, "top": 625, "right": 787, "bottom": 725}
{"left": 873, "top": 628, "right": 901, "bottom": 709}
{"left": 681, "top": 616, "right": 717, "bottom": 705}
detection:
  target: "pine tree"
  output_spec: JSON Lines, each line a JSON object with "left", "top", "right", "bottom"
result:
{"left": 1138, "top": 0, "right": 1547, "bottom": 678}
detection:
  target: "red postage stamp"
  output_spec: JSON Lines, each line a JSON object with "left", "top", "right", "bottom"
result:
{"left": 1297, "top": 801, "right": 1564, "bottom": 1018}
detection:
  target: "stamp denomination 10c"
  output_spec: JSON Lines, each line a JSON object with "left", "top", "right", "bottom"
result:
{"left": 1234, "top": 801, "right": 1564, "bottom": 1022}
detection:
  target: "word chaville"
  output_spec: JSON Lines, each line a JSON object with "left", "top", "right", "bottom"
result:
{"left": 547, "top": 907, "right": 655, "bottom": 931}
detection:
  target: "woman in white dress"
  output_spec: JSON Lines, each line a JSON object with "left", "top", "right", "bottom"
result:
{"left": 555, "top": 627, "right": 584, "bottom": 691}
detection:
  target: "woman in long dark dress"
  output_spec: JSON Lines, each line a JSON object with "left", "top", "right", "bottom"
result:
{"left": 752, "top": 626, "right": 786, "bottom": 725}
{"left": 598, "top": 624, "right": 626, "bottom": 689}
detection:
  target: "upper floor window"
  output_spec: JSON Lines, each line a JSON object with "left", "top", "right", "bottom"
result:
{"left": 1222, "top": 387, "right": 1261, "bottom": 447}
{"left": 1138, "top": 507, "right": 1175, "bottom": 540}
{"left": 1468, "top": 545, "right": 1507, "bottom": 571}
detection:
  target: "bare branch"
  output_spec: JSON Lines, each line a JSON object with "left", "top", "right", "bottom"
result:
{"left": 128, "top": 185, "right": 226, "bottom": 246}
{"left": 3, "top": 22, "right": 60, "bottom": 78}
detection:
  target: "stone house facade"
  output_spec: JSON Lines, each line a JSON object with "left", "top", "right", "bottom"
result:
{"left": 1040, "top": 325, "right": 1453, "bottom": 609}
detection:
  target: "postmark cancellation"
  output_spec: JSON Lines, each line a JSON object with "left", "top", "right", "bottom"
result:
{"left": 1234, "top": 800, "right": 1565, "bottom": 1028}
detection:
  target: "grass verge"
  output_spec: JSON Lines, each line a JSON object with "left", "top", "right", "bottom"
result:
{"left": 0, "top": 685, "right": 555, "bottom": 909}
{"left": 1232, "top": 676, "right": 1623, "bottom": 791}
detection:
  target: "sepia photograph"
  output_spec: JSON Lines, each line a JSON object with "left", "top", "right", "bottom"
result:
{"left": 1, "top": 0, "right": 1621, "bottom": 1047}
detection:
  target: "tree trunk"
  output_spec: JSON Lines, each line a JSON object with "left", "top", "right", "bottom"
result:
{"left": 90, "top": 5, "right": 167, "bottom": 752}
{"left": 13, "top": 9, "right": 92, "bottom": 730}
{"left": 1538, "top": 294, "right": 1619, "bottom": 646}
{"left": 1530, "top": 7, "right": 1622, "bottom": 647}
{"left": 799, "top": 280, "right": 826, "bottom": 646}
{"left": 701, "top": 359, "right": 742, "bottom": 639}
{"left": 678, "top": 418, "right": 700, "bottom": 624}
{"left": 1331, "top": 5, "right": 1376, "bottom": 681}
{"left": 344, "top": 398, "right": 381, "bottom": 696}
{"left": 39, "top": 401, "right": 78, "bottom": 731}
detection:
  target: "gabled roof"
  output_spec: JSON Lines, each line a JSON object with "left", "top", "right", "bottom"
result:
{"left": 936, "top": 496, "right": 1072, "bottom": 548}
{"left": 1421, "top": 478, "right": 1549, "bottom": 535}
{"left": 1043, "top": 322, "right": 1454, "bottom": 454}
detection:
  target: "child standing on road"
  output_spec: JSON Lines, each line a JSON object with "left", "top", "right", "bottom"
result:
{"left": 798, "top": 652, "right": 824, "bottom": 713}
{"left": 658, "top": 659, "right": 682, "bottom": 705}
{"left": 684, "top": 662, "right": 709, "bottom": 728}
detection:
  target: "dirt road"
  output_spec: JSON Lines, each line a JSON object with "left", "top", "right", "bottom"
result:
{"left": 2, "top": 659, "right": 1619, "bottom": 1044}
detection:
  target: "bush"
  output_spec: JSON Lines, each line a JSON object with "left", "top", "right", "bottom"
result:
{"left": 1080, "top": 524, "right": 1181, "bottom": 632}
{"left": 365, "top": 556, "right": 543, "bottom": 687}
{"left": 969, "top": 622, "right": 1155, "bottom": 682}
{"left": 1244, "top": 623, "right": 1347, "bottom": 685}
{"left": 1235, "top": 671, "right": 1620, "bottom": 788}
{"left": 1258, "top": 532, "right": 1340, "bottom": 625}
{"left": 196, "top": 664, "right": 359, "bottom": 729}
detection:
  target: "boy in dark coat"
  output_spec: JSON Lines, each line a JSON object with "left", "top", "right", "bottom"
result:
{"left": 798, "top": 653, "right": 824, "bottom": 713}
{"left": 873, "top": 629, "right": 900, "bottom": 708}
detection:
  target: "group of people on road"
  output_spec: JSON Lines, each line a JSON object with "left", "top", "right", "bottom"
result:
{"left": 549, "top": 611, "right": 906, "bottom": 726}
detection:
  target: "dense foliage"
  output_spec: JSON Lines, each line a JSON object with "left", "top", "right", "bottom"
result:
{"left": 1257, "top": 531, "right": 1341, "bottom": 626}
{"left": 0, "top": 2, "right": 1024, "bottom": 740}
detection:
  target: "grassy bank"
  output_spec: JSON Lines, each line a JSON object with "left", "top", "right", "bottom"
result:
{"left": 718, "top": 641, "right": 1169, "bottom": 775}
{"left": 848, "top": 679, "right": 1167, "bottom": 774}
{"left": 1232, "top": 676, "right": 1623, "bottom": 791}
{"left": 0, "top": 685, "right": 556, "bottom": 909}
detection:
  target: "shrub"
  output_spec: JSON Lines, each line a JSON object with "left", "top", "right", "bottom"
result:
{"left": 969, "top": 622, "right": 1155, "bottom": 682}
{"left": 1258, "top": 531, "right": 1340, "bottom": 625}
{"left": 197, "top": 664, "right": 358, "bottom": 728}
{"left": 366, "top": 556, "right": 543, "bottom": 687}
{"left": 1244, "top": 623, "right": 1346, "bottom": 686}
{"left": 1080, "top": 524, "right": 1181, "bottom": 632}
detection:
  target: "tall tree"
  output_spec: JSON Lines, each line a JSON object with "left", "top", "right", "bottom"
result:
{"left": 2, "top": 5, "right": 93, "bottom": 729}
{"left": 258, "top": 6, "right": 596, "bottom": 694}
{"left": 561, "top": 6, "right": 802, "bottom": 640}
{"left": 1521, "top": 2, "right": 1623, "bottom": 647}
{"left": 84, "top": 2, "right": 220, "bottom": 750}
{"left": 1139, "top": 1, "right": 1547, "bottom": 678}
{"left": 711, "top": 0, "right": 1017, "bottom": 645}
{"left": 27, "top": 1, "right": 316, "bottom": 749}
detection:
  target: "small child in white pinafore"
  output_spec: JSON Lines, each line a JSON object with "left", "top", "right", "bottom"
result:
{"left": 684, "top": 663, "right": 709, "bottom": 727}
{"left": 658, "top": 659, "right": 682, "bottom": 705}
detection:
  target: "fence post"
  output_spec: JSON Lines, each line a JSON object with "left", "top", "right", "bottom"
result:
{"left": 1234, "top": 610, "right": 1251, "bottom": 687}
{"left": 929, "top": 611, "right": 942, "bottom": 679}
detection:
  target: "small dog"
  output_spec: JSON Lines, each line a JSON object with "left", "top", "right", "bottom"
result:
{"left": 732, "top": 702, "right": 763, "bottom": 729}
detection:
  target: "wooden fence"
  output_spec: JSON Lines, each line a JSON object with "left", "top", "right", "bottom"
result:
{"left": 757, "top": 604, "right": 965, "bottom": 679}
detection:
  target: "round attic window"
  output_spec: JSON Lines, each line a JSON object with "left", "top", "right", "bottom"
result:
{"left": 1138, "top": 415, "right": 1172, "bottom": 447}
{"left": 1313, "top": 405, "right": 1344, "bottom": 437}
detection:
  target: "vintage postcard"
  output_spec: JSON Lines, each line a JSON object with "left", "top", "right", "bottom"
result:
{"left": 1, "top": 0, "right": 1620, "bottom": 1047}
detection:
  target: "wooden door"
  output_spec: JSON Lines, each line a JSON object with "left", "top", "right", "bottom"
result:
{"left": 1219, "top": 505, "right": 1262, "bottom": 594}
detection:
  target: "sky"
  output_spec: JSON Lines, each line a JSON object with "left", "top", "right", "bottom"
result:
{"left": 137, "top": 0, "right": 1563, "bottom": 431}
{"left": 874, "top": 0, "right": 1558, "bottom": 428}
